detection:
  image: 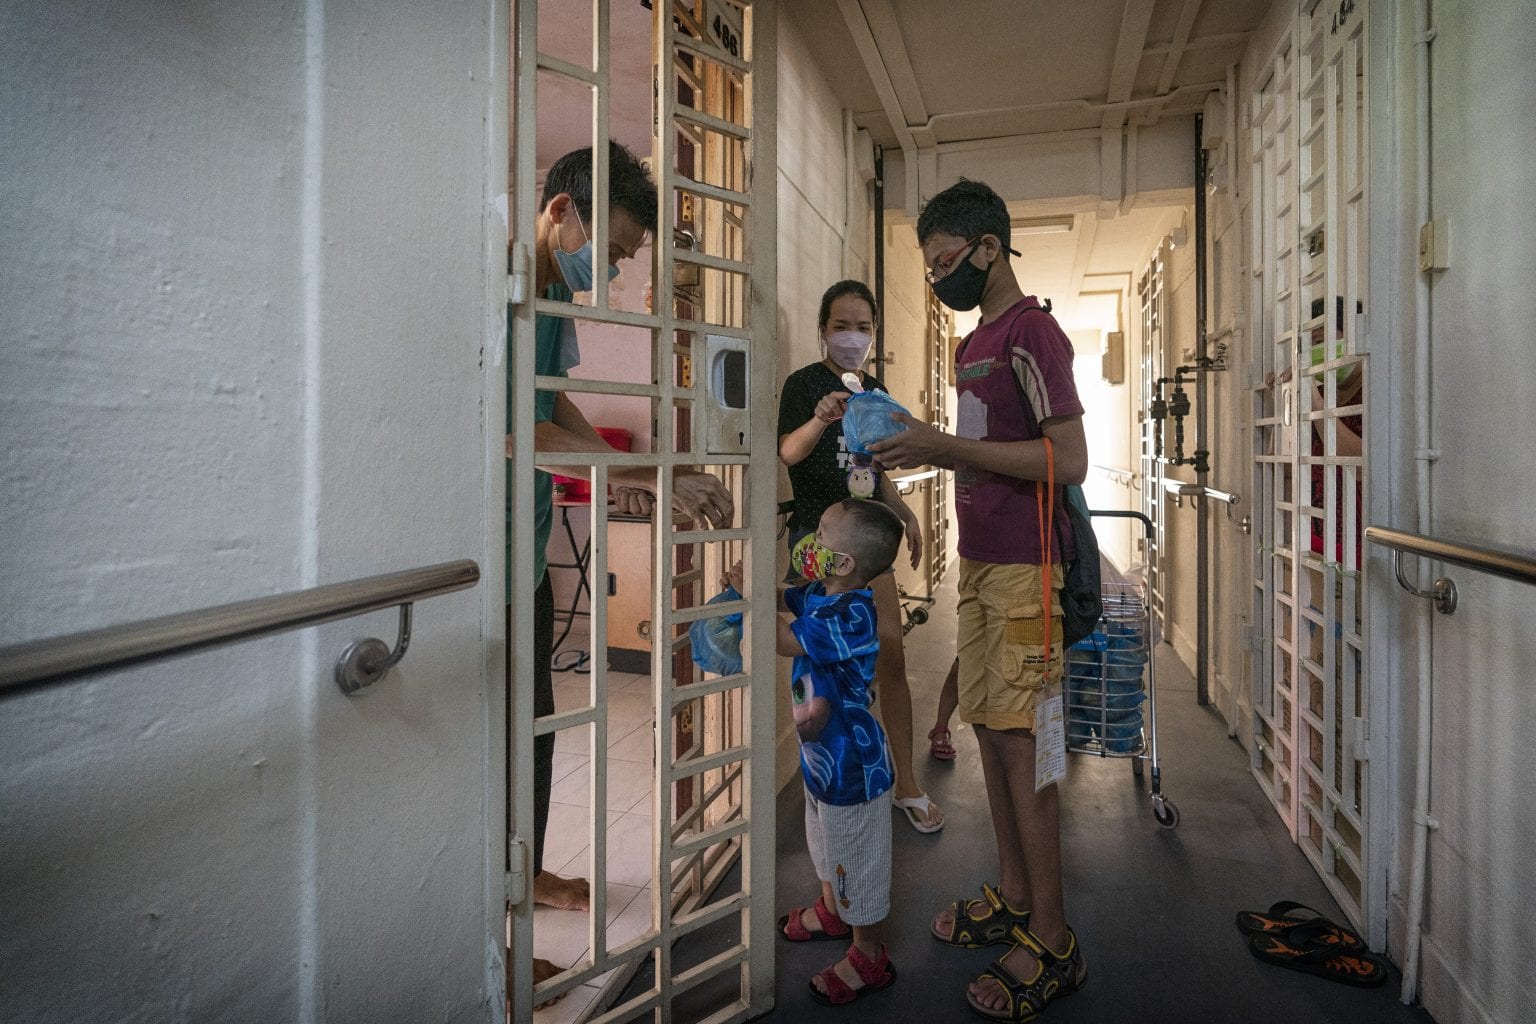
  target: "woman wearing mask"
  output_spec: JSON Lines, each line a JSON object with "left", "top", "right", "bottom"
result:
{"left": 777, "top": 280, "right": 943, "bottom": 834}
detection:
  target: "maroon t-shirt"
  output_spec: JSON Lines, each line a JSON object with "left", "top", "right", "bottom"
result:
{"left": 953, "top": 297, "right": 1084, "bottom": 564}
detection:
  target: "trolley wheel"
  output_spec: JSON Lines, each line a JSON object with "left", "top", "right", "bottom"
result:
{"left": 1152, "top": 797, "right": 1180, "bottom": 829}
{"left": 908, "top": 607, "right": 928, "bottom": 625}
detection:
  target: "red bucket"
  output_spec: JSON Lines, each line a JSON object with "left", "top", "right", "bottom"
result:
{"left": 553, "top": 426, "right": 632, "bottom": 502}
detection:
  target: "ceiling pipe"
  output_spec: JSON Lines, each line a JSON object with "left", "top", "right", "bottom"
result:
{"left": 1401, "top": 0, "right": 1438, "bottom": 1005}
{"left": 1194, "top": 112, "right": 1211, "bottom": 708}
{"left": 837, "top": 0, "right": 922, "bottom": 212}
{"left": 911, "top": 81, "right": 1225, "bottom": 134}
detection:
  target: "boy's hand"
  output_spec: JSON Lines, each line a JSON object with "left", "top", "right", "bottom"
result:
{"left": 868, "top": 413, "right": 950, "bottom": 469}
{"left": 722, "top": 559, "right": 745, "bottom": 593}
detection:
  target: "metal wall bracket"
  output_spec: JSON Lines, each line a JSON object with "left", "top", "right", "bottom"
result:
{"left": 1391, "top": 552, "right": 1457, "bottom": 615}
{"left": 334, "top": 603, "right": 414, "bottom": 694}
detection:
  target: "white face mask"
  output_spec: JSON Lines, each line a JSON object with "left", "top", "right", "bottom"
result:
{"left": 825, "top": 330, "right": 873, "bottom": 371}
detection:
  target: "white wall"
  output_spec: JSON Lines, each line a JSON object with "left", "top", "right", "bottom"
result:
{"left": 1, "top": 4, "right": 499, "bottom": 1021}
{"left": 771, "top": 12, "right": 873, "bottom": 789}
{"left": 1387, "top": 2, "right": 1536, "bottom": 1021}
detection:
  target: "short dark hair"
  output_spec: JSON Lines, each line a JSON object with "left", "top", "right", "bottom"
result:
{"left": 835, "top": 498, "right": 905, "bottom": 581}
{"left": 817, "top": 279, "right": 879, "bottom": 333}
{"left": 916, "top": 178, "right": 1011, "bottom": 255}
{"left": 541, "top": 141, "right": 658, "bottom": 233}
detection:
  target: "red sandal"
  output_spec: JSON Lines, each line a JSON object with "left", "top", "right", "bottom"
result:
{"left": 777, "top": 895, "right": 851, "bottom": 943}
{"left": 808, "top": 942, "right": 897, "bottom": 1006}
{"left": 928, "top": 726, "right": 957, "bottom": 761}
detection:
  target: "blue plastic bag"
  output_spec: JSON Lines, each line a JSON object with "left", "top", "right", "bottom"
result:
{"left": 688, "top": 585, "right": 744, "bottom": 676}
{"left": 841, "top": 389, "right": 910, "bottom": 456}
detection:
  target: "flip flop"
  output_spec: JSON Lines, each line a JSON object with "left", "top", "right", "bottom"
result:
{"left": 1248, "top": 926, "right": 1388, "bottom": 987}
{"left": 929, "top": 727, "right": 957, "bottom": 761}
{"left": 1234, "top": 900, "right": 1363, "bottom": 950}
{"left": 777, "top": 895, "right": 851, "bottom": 943}
{"left": 895, "top": 793, "right": 944, "bottom": 834}
{"left": 808, "top": 942, "right": 897, "bottom": 1006}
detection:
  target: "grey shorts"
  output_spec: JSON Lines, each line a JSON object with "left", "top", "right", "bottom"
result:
{"left": 803, "top": 787, "right": 893, "bottom": 927}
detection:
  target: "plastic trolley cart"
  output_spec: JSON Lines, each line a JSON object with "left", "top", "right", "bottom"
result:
{"left": 1063, "top": 509, "right": 1179, "bottom": 829}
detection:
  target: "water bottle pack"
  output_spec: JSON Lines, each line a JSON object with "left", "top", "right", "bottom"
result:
{"left": 1066, "top": 620, "right": 1147, "bottom": 753}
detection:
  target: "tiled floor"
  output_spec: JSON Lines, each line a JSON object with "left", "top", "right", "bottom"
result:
{"left": 534, "top": 669, "right": 660, "bottom": 1022}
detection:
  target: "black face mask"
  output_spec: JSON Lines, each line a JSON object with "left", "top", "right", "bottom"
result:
{"left": 930, "top": 240, "right": 990, "bottom": 311}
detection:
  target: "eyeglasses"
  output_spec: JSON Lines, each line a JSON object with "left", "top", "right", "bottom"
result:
{"left": 925, "top": 238, "right": 981, "bottom": 286}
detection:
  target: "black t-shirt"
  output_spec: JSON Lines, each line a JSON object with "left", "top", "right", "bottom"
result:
{"left": 777, "top": 361, "right": 887, "bottom": 533}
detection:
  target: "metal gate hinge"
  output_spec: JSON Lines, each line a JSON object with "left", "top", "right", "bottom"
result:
{"left": 507, "top": 836, "right": 529, "bottom": 907}
{"left": 507, "top": 243, "right": 531, "bottom": 307}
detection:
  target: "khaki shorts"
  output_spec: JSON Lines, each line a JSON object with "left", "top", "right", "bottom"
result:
{"left": 955, "top": 559, "right": 1065, "bottom": 732}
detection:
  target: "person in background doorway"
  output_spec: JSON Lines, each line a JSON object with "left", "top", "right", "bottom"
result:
{"left": 510, "top": 141, "right": 734, "bottom": 1002}
{"left": 762, "top": 498, "right": 906, "bottom": 1005}
{"left": 871, "top": 178, "right": 1089, "bottom": 1021}
{"left": 777, "top": 280, "right": 944, "bottom": 834}
{"left": 927, "top": 656, "right": 961, "bottom": 761}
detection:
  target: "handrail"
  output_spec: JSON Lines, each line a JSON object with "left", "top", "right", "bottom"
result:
{"left": 0, "top": 559, "right": 480, "bottom": 698}
{"left": 1092, "top": 463, "right": 1138, "bottom": 487}
{"left": 890, "top": 468, "right": 942, "bottom": 494}
{"left": 1159, "top": 478, "right": 1249, "bottom": 533}
{"left": 1365, "top": 526, "right": 1536, "bottom": 615}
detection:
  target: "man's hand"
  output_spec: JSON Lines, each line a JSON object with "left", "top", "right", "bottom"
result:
{"left": 901, "top": 513, "right": 923, "bottom": 570}
{"left": 814, "top": 391, "right": 850, "bottom": 424}
{"left": 868, "top": 414, "right": 952, "bottom": 470}
{"left": 673, "top": 470, "right": 734, "bottom": 529}
{"left": 612, "top": 486, "right": 655, "bottom": 517}
{"left": 722, "top": 559, "right": 744, "bottom": 593}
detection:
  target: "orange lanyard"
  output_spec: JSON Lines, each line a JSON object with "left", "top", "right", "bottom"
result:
{"left": 1036, "top": 438, "right": 1056, "bottom": 664}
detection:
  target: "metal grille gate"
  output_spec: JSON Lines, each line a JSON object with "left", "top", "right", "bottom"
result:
{"left": 507, "top": 1, "right": 777, "bottom": 1019}
{"left": 1247, "top": 0, "right": 1372, "bottom": 931}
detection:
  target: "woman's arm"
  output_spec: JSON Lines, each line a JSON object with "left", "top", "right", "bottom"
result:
{"left": 779, "top": 390, "right": 851, "bottom": 467}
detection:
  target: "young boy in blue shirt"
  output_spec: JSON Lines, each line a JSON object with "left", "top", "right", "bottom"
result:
{"left": 772, "top": 497, "right": 906, "bottom": 1006}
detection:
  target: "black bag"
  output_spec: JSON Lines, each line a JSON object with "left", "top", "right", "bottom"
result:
{"left": 1056, "top": 483, "right": 1102, "bottom": 648}
{"left": 966, "top": 299, "right": 1102, "bottom": 647}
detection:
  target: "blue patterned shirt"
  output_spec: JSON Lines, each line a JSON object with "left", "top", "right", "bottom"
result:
{"left": 784, "top": 582, "right": 893, "bottom": 805}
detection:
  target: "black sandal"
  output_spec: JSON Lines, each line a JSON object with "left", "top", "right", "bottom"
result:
{"left": 965, "top": 924, "right": 1087, "bottom": 1022}
{"left": 933, "top": 883, "right": 1030, "bottom": 949}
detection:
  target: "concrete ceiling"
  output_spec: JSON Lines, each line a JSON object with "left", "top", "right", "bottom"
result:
{"left": 786, "top": 0, "right": 1272, "bottom": 317}
{"left": 786, "top": 0, "right": 1268, "bottom": 146}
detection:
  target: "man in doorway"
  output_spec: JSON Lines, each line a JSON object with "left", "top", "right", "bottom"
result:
{"left": 510, "top": 141, "right": 735, "bottom": 993}
{"left": 869, "top": 178, "right": 1088, "bottom": 1021}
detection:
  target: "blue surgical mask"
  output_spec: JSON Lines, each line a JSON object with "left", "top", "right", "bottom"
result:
{"left": 554, "top": 206, "right": 621, "bottom": 292}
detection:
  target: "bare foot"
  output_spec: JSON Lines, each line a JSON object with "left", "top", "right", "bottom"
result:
{"left": 533, "top": 870, "right": 590, "bottom": 912}
{"left": 505, "top": 955, "right": 566, "bottom": 1011}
